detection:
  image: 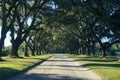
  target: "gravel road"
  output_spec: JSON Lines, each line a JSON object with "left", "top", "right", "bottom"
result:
{"left": 8, "top": 54, "right": 103, "bottom": 80}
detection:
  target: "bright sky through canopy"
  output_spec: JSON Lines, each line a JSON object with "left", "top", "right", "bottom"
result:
{"left": 0, "top": 18, "right": 32, "bottom": 47}
{"left": 0, "top": 27, "right": 11, "bottom": 47}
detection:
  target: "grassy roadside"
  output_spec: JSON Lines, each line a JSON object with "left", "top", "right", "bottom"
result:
{"left": 0, "top": 54, "right": 53, "bottom": 80}
{"left": 67, "top": 54, "right": 120, "bottom": 80}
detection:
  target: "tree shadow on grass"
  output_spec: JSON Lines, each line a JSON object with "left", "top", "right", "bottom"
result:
{"left": 75, "top": 58, "right": 118, "bottom": 62}
{"left": 82, "top": 63, "right": 120, "bottom": 68}
{"left": 8, "top": 73, "right": 86, "bottom": 80}
{"left": 0, "top": 67, "right": 19, "bottom": 80}
{"left": 0, "top": 59, "right": 6, "bottom": 62}
{"left": 0, "top": 57, "right": 50, "bottom": 80}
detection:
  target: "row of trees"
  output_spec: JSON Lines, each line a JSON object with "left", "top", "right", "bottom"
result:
{"left": 0, "top": 0, "right": 57, "bottom": 60}
{"left": 0, "top": 0, "right": 120, "bottom": 60}
{"left": 51, "top": 0, "right": 120, "bottom": 57}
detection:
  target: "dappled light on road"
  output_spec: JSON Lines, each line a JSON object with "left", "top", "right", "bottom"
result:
{"left": 8, "top": 54, "right": 102, "bottom": 80}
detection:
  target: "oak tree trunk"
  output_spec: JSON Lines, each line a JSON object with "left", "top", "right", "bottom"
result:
{"left": 10, "top": 43, "right": 20, "bottom": 57}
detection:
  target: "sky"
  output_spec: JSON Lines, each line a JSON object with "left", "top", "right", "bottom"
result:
{"left": 4, "top": 31, "right": 11, "bottom": 46}
{"left": 0, "top": 17, "right": 32, "bottom": 47}
{"left": 0, "top": 27, "right": 11, "bottom": 47}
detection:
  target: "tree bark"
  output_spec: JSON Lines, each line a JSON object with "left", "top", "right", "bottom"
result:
{"left": 31, "top": 49, "right": 36, "bottom": 56}
{"left": 0, "top": 3, "right": 7, "bottom": 60}
{"left": 24, "top": 44, "right": 29, "bottom": 57}
{"left": 102, "top": 49, "right": 106, "bottom": 57}
{"left": 36, "top": 47, "right": 39, "bottom": 55}
{"left": 10, "top": 43, "right": 20, "bottom": 57}
{"left": 39, "top": 50, "right": 42, "bottom": 55}
{"left": 91, "top": 38, "right": 95, "bottom": 57}
{"left": 79, "top": 47, "right": 82, "bottom": 54}
{"left": 92, "top": 43, "right": 95, "bottom": 57}
{"left": 87, "top": 46, "right": 90, "bottom": 56}
{"left": 0, "top": 45, "right": 2, "bottom": 60}
{"left": 76, "top": 49, "right": 79, "bottom": 54}
{"left": 0, "top": 35, "right": 6, "bottom": 60}
{"left": 29, "top": 45, "right": 36, "bottom": 56}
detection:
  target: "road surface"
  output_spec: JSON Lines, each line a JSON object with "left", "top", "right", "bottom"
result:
{"left": 8, "top": 54, "right": 103, "bottom": 80}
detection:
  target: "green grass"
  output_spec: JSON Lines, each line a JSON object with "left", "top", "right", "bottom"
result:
{"left": 0, "top": 54, "right": 53, "bottom": 80}
{"left": 67, "top": 54, "right": 120, "bottom": 80}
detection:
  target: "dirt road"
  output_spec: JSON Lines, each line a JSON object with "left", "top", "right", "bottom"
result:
{"left": 8, "top": 54, "right": 103, "bottom": 80}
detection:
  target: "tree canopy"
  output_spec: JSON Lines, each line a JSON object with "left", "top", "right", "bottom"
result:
{"left": 0, "top": 0, "right": 120, "bottom": 60}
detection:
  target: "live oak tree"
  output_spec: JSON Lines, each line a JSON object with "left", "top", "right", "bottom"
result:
{"left": 0, "top": 0, "right": 120, "bottom": 58}
{"left": 0, "top": 1, "right": 17, "bottom": 60}
{"left": 47, "top": 0, "right": 120, "bottom": 57}
{"left": 9, "top": 0, "right": 52, "bottom": 57}
{"left": 80, "top": 0, "right": 120, "bottom": 56}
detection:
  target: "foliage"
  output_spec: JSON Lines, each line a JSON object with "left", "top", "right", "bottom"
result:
{"left": 0, "top": 1, "right": 120, "bottom": 80}
{"left": 0, "top": 0, "right": 120, "bottom": 58}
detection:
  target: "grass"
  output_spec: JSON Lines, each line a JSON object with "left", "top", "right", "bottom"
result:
{"left": 67, "top": 54, "right": 120, "bottom": 80}
{"left": 0, "top": 54, "right": 53, "bottom": 80}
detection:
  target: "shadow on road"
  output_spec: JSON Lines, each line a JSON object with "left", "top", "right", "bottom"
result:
{"left": 10, "top": 73, "right": 86, "bottom": 80}
{"left": 7, "top": 54, "right": 103, "bottom": 80}
{"left": 47, "top": 59, "right": 75, "bottom": 62}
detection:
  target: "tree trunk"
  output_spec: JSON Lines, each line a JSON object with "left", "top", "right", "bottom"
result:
{"left": 92, "top": 39, "right": 95, "bottom": 57}
{"left": 10, "top": 43, "right": 20, "bottom": 57}
{"left": 78, "top": 48, "right": 80, "bottom": 54}
{"left": 102, "top": 49, "right": 106, "bottom": 57}
{"left": 29, "top": 45, "right": 36, "bottom": 56}
{"left": 76, "top": 49, "right": 79, "bottom": 54}
{"left": 0, "top": 37, "right": 5, "bottom": 60}
{"left": 39, "top": 46, "right": 42, "bottom": 55}
{"left": 0, "top": 2, "right": 6, "bottom": 61}
{"left": 92, "top": 44, "right": 95, "bottom": 57}
{"left": 0, "top": 30, "right": 8, "bottom": 60}
{"left": 24, "top": 44, "right": 29, "bottom": 57}
{"left": 39, "top": 50, "right": 42, "bottom": 55}
{"left": 0, "top": 45, "right": 2, "bottom": 61}
{"left": 87, "top": 36, "right": 91, "bottom": 56}
{"left": 82, "top": 46, "right": 86, "bottom": 55}
{"left": 79, "top": 47, "right": 82, "bottom": 54}
{"left": 36, "top": 46, "right": 40, "bottom": 55}
{"left": 10, "top": 30, "right": 20, "bottom": 58}
{"left": 87, "top": 46, "right": 90, "bottom": 56}
{"left": 32, "top": 49, "right": 36, "bottom": 56}
{"left": 36, "top": 48, "right": 39, "bottom": 55}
